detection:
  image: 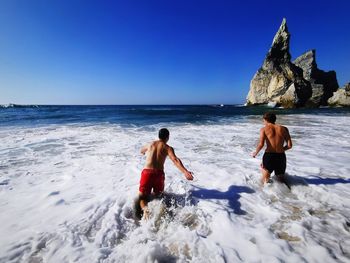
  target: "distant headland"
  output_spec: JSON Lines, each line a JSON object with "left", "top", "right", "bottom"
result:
{"left": 246, "top": 18, "right": 350, "bottom": 108}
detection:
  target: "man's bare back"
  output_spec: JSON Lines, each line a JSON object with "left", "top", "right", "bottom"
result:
{"left": 141, "top": 140, "right": 193, "bottom": 179}
{"left": 142, "top": 141, "right": 168, "bottom": 170}
{"left": 263, "top": 123, "right": 291, "bottom": 153}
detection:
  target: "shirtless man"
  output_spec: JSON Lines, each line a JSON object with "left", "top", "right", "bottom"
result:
{"left": 139, "top": 128, "right": 193, "bottom": 219}
{"left": 252, "top": 112, "right": 292, "bottom": 186}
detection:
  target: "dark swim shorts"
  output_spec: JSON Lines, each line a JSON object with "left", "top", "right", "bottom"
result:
{"left": 139, "top": 169, "right": 165, "bottom": 196}
{"left": 262, "top": 152, "right": 286, "bottom": 175}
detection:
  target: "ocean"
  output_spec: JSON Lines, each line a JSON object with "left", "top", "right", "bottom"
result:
{"left": 1, "top": 104, "right": 350, "bottom": 127}
{"left": 1, "top": 105, "right": 350, "bottom": 262}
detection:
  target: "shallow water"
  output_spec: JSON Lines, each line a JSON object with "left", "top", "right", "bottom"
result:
{"left": 0, "top": 107, "right": 350, "bottom": 262}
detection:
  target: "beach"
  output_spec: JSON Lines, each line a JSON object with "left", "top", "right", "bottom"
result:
{"left": 1, "top": 106, "right": 350, "bottom": 262}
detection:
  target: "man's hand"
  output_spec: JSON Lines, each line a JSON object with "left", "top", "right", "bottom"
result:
{"left": 140, "top": 145, "right": 148, "bottom": 155}
{"left": 251, "top": 151, "right": 257, "bottom": 158}
{"left": 184, "top": 171, "right": 194, "bottom": 181}
{"left": 283, "top": 145, "right": 292, "bottom": 151}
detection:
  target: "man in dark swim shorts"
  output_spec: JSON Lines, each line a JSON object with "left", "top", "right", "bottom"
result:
{"left": 262, "top": 152, "right": 286, "bottom": 176}
{"left": 138, "top": 128, "right": 193, "bottom": 219}
{"left": 252, "top": 112, "right": 293, "bottom": 185}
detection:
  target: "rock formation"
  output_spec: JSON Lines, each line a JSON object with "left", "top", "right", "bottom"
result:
{"left": 293, "top": 50, "right": 338, "bottom": 106}
{"left": 246, "top": 18, "right": 340, "bottom": 108}
{"left": 328, "top": 83, "right": 350, "bottom": 106}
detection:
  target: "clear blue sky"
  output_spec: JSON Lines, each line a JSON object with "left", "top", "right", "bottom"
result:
{"left": 1, "top": 0, "right": 349, "bottom": 105}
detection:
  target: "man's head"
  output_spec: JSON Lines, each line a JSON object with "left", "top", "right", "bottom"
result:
{"left": 263, "top": 112, "right": 276, "bottom": 124}
{"left": 158, "top": 128, "right": 170, "bottom": 141}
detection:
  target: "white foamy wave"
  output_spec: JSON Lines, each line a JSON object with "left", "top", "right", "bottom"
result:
{"left": 0, "top": 103, "right": 14, "bottom": 108}
{"left": 0, "top": 114, "right": 350, "bottom": 262}
{"left": 0, "top": 103, "right": 39, "bottom": 108}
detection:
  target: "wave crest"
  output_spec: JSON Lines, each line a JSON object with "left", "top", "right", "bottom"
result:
{"left": 0, "top": 103, "right": 39, "bottom": 108}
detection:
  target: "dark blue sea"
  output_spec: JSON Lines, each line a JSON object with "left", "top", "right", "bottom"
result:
{"left": 1, "top": 104, "right": 350, "bottom": 127}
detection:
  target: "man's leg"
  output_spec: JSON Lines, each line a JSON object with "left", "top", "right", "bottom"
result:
{"left": 139, "top": 192, "right": 148, "bottom": 210}
{"left": 139, "top": 169, "right": 152, "bottom": 220}
{"left": 261, "top": 153, "right": 273, "bottom": 185}
{"left": 275, "top": 154, "right": 290, "bottom": 189}
{"left": 276, "top": 174, "right": 285, "bottom": 182}
{"left": 276, "top": 174, "right": 291, "bottom": 189}
{"left": 139, "top": 192, "right": 150, "bottom": 220}
{"left": 261, "top": 167, "right": 271, "bottom": 185}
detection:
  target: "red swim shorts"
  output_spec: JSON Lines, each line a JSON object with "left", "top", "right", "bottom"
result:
{"left": 139, "top": 169, "right": 165, "bottom": 196}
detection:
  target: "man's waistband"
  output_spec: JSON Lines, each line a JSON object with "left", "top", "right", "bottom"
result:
{"left": 264, "top": 152, "right": 286, "bottom": 155}
{"left": 142, "top": 168, "right": 164, "bottom": 174}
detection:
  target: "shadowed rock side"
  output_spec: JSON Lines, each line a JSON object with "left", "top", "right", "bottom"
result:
{"left": 246, "top": 18, "right": 341, "bottom": 108}
{"left": 293, "top": 50, "right": 338, "bottom": 106}
{"left": 328, "top": 83, "right": 350, "bottom": 106}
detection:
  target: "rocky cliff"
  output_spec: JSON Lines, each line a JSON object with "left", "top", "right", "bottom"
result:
{"left": 246, "top": 18, "right": 340, "bottom": 108}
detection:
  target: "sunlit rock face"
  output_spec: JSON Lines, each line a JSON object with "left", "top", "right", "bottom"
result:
{"left": 328, "top": 83, "right": 350, "bottom": 107}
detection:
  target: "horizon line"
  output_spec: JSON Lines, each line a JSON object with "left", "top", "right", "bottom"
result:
{"left": 1, "top": 103, "right": 245, "bottom": 107}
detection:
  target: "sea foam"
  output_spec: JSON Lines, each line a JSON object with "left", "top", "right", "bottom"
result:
{"left": 0, "top": 114, "right": 350, "bottom": 262}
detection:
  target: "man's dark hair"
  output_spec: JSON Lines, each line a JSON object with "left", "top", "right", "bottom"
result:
{"left": 158, "top": 128, "right": 169, "bottom": 140}
{"left": 263, "top": 112, "right": 276, "bottom": 124}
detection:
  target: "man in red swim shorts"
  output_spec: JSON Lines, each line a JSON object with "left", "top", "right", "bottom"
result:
{"left": 139, "top": 128, "right": 193, "bottom": 219}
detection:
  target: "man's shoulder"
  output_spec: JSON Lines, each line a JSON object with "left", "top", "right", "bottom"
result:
{"left": 279, "top": 125, "right": 289, "bottom": 131}
{"left": 165, "top": 144, "right": 172, "bottom": 150}
{"left": 150, "top": 140, "right": 163, "bottom": 149}
{"left": 276, "top": 125, "right": 290, "bottom": 136}
{"left": 149, "top": 141, "right": 157, "bottom": 147}
{"left": 273, "top": 124, "right": 286, "bottom": 129}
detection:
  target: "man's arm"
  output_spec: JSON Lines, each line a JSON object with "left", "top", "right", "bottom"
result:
{"left": 168, "top": 147, "right": 193, "bottom": 180}
{"left": 283, "top": 127, "right": 292, "bottom": 151}
{"left": 252, "top": 128, "right": 265, "bottom": 158}
{"left": 140, "top": 144, "right": 149, "bottom": 155}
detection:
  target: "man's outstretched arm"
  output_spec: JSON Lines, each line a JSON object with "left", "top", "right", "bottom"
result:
{"left": 252, "top": 128, "right": 265, "bottom": 158}
{"left": 168, "top": 147, "right": 193, "bottom": 180}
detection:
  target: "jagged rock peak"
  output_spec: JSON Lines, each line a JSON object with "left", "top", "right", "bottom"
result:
{"left": 272, "top": 18, "right": 289, "bottom": 46}
{"left": 265, "top": 18, "right": 291, "bottom": 67}
{"left": 294, "top": 50, "right": 317, "bottom": 70}
{"left": 293, "top": 50, "right": 317, "bottom": 81}
{"left": 294, "top": 49, "right": 316, "bottom": 60}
